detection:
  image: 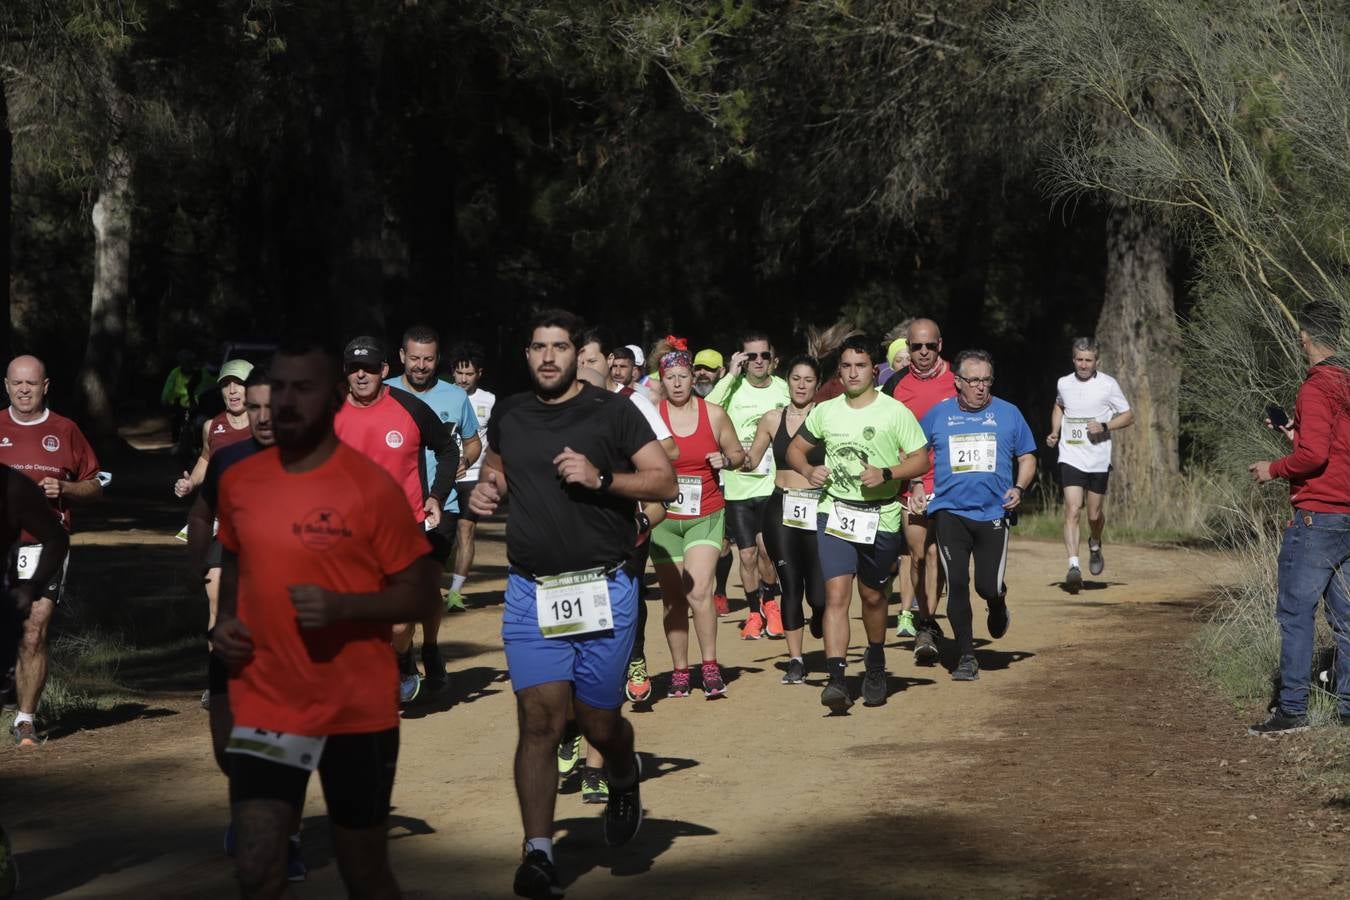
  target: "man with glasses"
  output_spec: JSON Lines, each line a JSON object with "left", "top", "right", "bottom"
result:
{"left": 919, "top": 349, "right": 1037, "bottom": 682}
{"left": 883, "top": 318, "right": 956, "bottom": 664}
{"left": 1045, "top": 337, "right": 1133, "bottom": 593}
{"left": 707, "top": 333, "right": 789, "bottom": 639}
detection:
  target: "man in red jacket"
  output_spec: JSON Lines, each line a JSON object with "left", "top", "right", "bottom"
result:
{"left": 1248, "top": 299, "right": 1350, "bottom": 735}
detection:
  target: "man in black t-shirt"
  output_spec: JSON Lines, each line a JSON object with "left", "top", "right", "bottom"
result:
{"left": 470, "top": 310, "right": 676, "bottom": 899}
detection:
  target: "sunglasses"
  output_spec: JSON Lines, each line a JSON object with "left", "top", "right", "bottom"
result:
{"left": 956, "top": 375, "right": 994, "bottom": 387}
{"left": 744, "top": 352, "right": 773, "bottom": 361}
{"left": 344, "top": 363, "right": 383, "bottom": 375}
{"left": 908, "top": 342, "right": 940, "bottom": 352}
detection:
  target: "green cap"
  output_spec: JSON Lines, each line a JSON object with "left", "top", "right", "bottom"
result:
{"left": 218, "top": 359, "right": 253, "bottom": 384}
{"left": 693, "top": 349, "right": 723, "bottom": 369}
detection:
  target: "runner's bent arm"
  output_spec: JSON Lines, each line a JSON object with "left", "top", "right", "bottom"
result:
{"left": 614, "top": 440, "right": 678, "bottom": 502}
{"left": 709, "top": 404, "right": 746, "bottom": 470}
{"left": 883, "top": 447, "right": 931, "bottom": 483}
{"left": 396, "top": 390, "right": 460, "bottom": 503}
{"left": 1047, "top": 403, "right": 1063, "bottom": 446}
{"left": 1003, "top": 452, "right": 1039, "bottom": 510}
{"left": 742, "top": 408, "right": 777, "bottom": 472}
{"left": 56, "top": 476, "right": 103, "bottom": 502}
{"left": 288, "top": 556, "right": 442, "bottom": 628}
{"left": 461, "top": 434, "right": 482, "bottom": 471}
{"left": 6, "top": 468, "right": 69, "bottom": 597}
{"left": 786, "top": 432, "right": 830, "bottom": 487}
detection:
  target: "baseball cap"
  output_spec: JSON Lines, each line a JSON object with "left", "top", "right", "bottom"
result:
{"left": 693, "top": 349, "right": 723, "bottom": 369}
{"left": 343, "top": 336, "right": 386, "bottom": 367}
{"left": 217, "top": 359, "right": 253, "bottom": 384}
{"left": 887, "top": 337, "right": 909, "bottom": 367}
{"left": 624, "top": 344, "right": 646, "bottom": 368}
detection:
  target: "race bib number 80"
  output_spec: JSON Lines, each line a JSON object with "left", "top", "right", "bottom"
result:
{"left": 1063, "top": 417, "right": 1092, "bottom": 446}
{"left": 536, "top": 568, "right": 614, "bottom": 638}
{"left": 950, "top": 433, "right": 997, "bottom": 474}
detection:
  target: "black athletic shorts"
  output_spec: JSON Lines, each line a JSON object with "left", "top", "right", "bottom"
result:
{"left": 1059, "top": 463, "right": 1110, "bottom": 495}
{"left": 229, "top": 727, "right": 399, "bottom": 830}
{"left": 455, "top": 480, "right": 481, "bottom": 523}
{"left": 725, "top": 496, "right": 769, "bottom": 549}
{"left": 14, "top": 545, "right": 70, "bottom": 605}
{"left": 208, "top": 653, "right": 229, "bottom": 696}
{"left": 426, "top": 512, "right": 458, "bottom": 565}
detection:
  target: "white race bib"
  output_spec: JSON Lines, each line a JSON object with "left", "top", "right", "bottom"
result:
{"left": 782, "top": 489, "right": 821, "bottom": 530}
{"left": 1063, "top": 417, "right": 1092, "bottom": 446}
{"left": 226, "top": 726, "right": 327, "bottom": 772}
{"left": 536, "top": 568, "right": 614, "bottom": 638}
{"left": 744, "top": 442, "right": 773, "bottom": 476}
{"left": 950, "top": 433, "right": 997, "bottom": 474}
{"left": 666, "top": 475, "right": 703, "bottom": 517}
{"left": 15, "top": 545, "right": 41, "bottom": 581}
{"left": 824, "top": 501, "right": 880, "bottom": 545}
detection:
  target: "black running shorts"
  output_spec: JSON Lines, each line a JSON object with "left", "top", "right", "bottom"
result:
{"left": 1059, "top": 463, "right": 1110, "bottom": 495}
{"left": 229, "top": 727, "right": 399, "bottom": 830}
{"left": 724, "top": 496, "right": 769, "bottom": 549}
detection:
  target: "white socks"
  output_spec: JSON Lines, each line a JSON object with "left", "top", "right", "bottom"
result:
{"left": 450, "top": 574, "right": 467, "bottom": 593}
{"left": 525, "top": 837, "right": 554, "bottom": 861}
{"left": 1068, "top": 556, "right": 1080, "bottom": 569}
{"left": 13, "top": 712, "right": 34, "bottom": 726}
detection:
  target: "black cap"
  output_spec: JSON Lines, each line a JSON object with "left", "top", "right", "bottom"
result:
{"left": 343, "top": 336, "right": 385, "bottom": 366}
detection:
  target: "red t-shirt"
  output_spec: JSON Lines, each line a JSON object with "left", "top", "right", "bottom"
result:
{"left": 206, "top": 412, "right": 253, "bottom": 458}
{"left": 334, "top": 387, "right": 458, "bottom": 522}
{"left": 217, "top": 442, "right": 431, "bottom": 735}
{"left": 0, "top": 407, "right": 100, "bottom": 532}
{"left": 890, "top": 363, "right": 957, "bottom": 495}
{"left": 659, "top": 397, "right": 725, "bottom": 519}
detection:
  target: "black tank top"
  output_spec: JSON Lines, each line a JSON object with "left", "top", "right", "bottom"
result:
{"left": 773, "top": 407, "right": 825, "bottom": 469}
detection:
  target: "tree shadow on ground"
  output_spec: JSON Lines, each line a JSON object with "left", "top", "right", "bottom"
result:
{"left": 296, "top": 812, "right": 435, "bottom": 875}
{"left": 400, "top": 666, "right": 508, "bottom": 719}
{"left": 43, "top": 703, "right": 178, "bottom": 740}
{"left": 554, "top": 816, "right": 719, "bottom": 883}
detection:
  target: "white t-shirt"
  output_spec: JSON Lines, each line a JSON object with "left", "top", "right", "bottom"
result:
{"left": 463, "top": 388, "right": 496, "bottom": 481}
{"left": 1055, "top": 371, "right": 1130, "bottom": 473}
{"left": 626, "top": 388, "right": 672, "bottom": 442}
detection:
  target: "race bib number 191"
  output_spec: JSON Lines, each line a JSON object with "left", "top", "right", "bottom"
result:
{"left": 536, "top": 568, "right": 614, "bottom": 638}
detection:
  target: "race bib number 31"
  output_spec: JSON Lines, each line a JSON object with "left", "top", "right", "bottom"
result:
{"left": 536, "top": 568, "right": 614, "bottom": 638}
{"left": 824, "top": 502, "right": 880, "bottom": 545}
{"left": 782, "top": 489, "right": 821, "bottom": 530}
{"left": 666, "top": 475, "right": 703, "bottom": 517}
{"left": 950, "top": 433, "right": 997, "bottom": 474}
{"left": 226, "top": 727, "right": 327, "bottom": 772}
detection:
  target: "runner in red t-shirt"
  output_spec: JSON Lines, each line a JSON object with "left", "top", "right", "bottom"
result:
{"left": 0, "top": 354, "right": 102, "bottom": 747}
{"left": 211, "top": 341, "right": 437, "bottom": 898}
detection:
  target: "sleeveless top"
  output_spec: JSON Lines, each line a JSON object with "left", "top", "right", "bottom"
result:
{"left": 658, "top": 397, "right": 724, "bottom": 519}
{"left": 773, "top": 407, "right": 825, "bottom": 469}
{"left": 206, "top": 412, "right": 253, "bottom": 459}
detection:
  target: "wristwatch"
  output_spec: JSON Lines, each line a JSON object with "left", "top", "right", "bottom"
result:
{"left": 596, "top": 470, "right": 614, "bottom": 492}
{"left": 881, "top": 467, "right": 894, "bottom": 482}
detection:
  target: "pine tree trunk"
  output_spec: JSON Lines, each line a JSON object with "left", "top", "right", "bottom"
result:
{"left": 0, "top": 85, "right": 11, "bottom": 359}
{"left": 78, "top": 143, "right": 132, "bottom": 436}
{"left": 1095, "top": 203, "right": 1181, "bottom": 508}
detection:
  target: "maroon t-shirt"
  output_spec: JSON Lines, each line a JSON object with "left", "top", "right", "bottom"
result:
{"left": 206, "top": 412, "right": 253, "bottom": 459}
{"left": 0, "top": 407, "right": 100, "bottom": 532}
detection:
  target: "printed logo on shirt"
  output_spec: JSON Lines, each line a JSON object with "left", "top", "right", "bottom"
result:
{"left": 862, "top": 426, "right": 876, "bottom": 441}
{"left": 293, "top": 508, "right": 353, "bottom": 550}
{"left": 385, "top": 430, "right": 405, "bottom": 449}
{"left": 0, "top": 437, "right": 11, "bottom": 448}
{"left": 440, "top": 412, "right": 450, "bottom": 422}
{"left": 214, "top": 424, "right": 226, "bottom": 433}
{"left": 42, "top": 435, "right": 60, "bottom": 452}
{"left": 983, "top": 412, "right": 998, "bottom": 426}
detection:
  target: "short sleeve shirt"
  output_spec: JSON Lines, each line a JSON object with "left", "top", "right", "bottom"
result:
{"left": 1055, "top": 371, "right": 1131, "bottom": 474}
{"left": 922, "top": 397, "right": 1037, "bottom": 522}
{"left": 801, "top": 393, "right": 927, "bottom": 533}
{"left": 387, "top": 376, "right": 480, "bottom": 513}
{"left": 488, "top": 384, "right": 656, "bottom": 577}
{"left": 335, "top": 387, "right": 457, "bottom": 521}
{"left": 217, "top": 443, "right": 430, "bottom": 735}
{"left": 0, "top": 408, "right": 100, "bottom": 533}
{"left": 463, "top": 388, "right": 497, "bottom": 481}
{"left": 706, "top": 375, "right": 790, "bottom": 501}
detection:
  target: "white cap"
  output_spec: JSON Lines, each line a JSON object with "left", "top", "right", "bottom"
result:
{"left": 625, "top": 344, "right": 645, "bottom": 367}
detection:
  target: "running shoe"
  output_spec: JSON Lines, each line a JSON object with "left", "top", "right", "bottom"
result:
{"left": 740, "top": 611, "right": 766, "bottom": 640}
{"left": 557, "top": 733, "right": 583, "bottom": 776}
{"left": 862, "top": 667, "right": 888, "bottom": 707}
{"left": 602, "top": 754, "right": 644, "bottom": 847}
{"left": 714, "top": 593, "right": 731, "bottom": 617}
{"left": 668, "top": 669, "right": 692, "bottom": 699}
{"left": 1248, "top": 709, "right": 1311, "bottom": 736}
{"left": 581, "top": 768, "right": 609, "bottom": 804}
{"left": 0, "top": 824, "right": 17, "bottom": 898}
{"left": 700, "top": 662, "right": 727, "bottom": 699}
{"left": 444, "top": 589, "right": 467, "bottom": 612}
{"left": 10, "top": 720, "right": 39, "bottom": 748}
{"left": 201, "top": 688, "right": 211, "bottom": 711}
{"left": 1065, "top": 565, "right": 1083, "bottom": 594}
{"left": 913, "top": 624, "right": 940, "bottom": 666}
{"left": 513, "top": 849, "right": 564, "bottom": 899}
{"left": 625, "top": 657, "right": 652, "bottom": 703}
{"left": 952, "top": 653, "right": 980, "bottom": 682}
{"left": 762, "top": 600, "right": 785, "bottom": 638}
{"left": 286, "top": 835, "right": 307, "bottom": 883}
{"left": 896, "top": 609, "right": 916, "bottom": 638}
{"left": 399, "top": 673, "right": 422, "bottom": 705}
{"left": 781, "top": 658, "right": 806, "bottom": 685}
{"left": 820, "top": 678, "right": 853, "bottom": 713}
{"left": 987, "top": 603, "right": 1010, "bottom": 640}
{"left": 1088, "top": 540, "right": 1104, "bottom": 576}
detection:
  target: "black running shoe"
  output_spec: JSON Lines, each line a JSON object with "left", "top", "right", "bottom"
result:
{"left": 820, "top": 678, "right": 853, "bottom": 713}
{"left": 1248, "top": 709, "right": 1310, "bottom": 736}
{"left": 513, "top": 849, "right": 564, "bottom": 899}
{"left": 862, "top": 667, "right": 888, "bottom": 707}
{"left": 421, "top": 645, "right": 446, "bottom": 689}
{"left": 603, "top": 754, "right": 644, "bottom": 847}
{"left": 781, "top": 658, "right": 806, "bottom": 685}
{"left": 1065, "top": 566, "right": 1083, "bottom": 594}
{"left": 952, "top": 653, "right": 979, "bottom": 681}
{"left": 1088, "top": 540, "right": 1104, "bottom": 576}
{"left": 913, "top": 625, "right": 940, "bottom": 666}
{"left": 987, "top": 603, "right": 1010, "bottom": 640}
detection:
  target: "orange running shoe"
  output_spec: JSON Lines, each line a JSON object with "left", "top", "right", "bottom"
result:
{"left": 740, "top": 612, "right": 765, "bottom": 640}
{"left": 714, "top": 593, "right": 731, "bottom": 617}
{"left": 762, "top": 599, "right": 785, "bottom": 638}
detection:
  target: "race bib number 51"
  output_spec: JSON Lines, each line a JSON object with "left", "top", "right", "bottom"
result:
{"left": 782, "top": 489, "right": 821, "bottom": 530}
{"left": 950, "top": 433, "right": 997, "bottom": 474}
{"left": 536, "top": 568, "right": 614, "bottom": 638}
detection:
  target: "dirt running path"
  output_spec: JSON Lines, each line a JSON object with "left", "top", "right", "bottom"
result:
{"left": 5, "top": 528, "right": 1350, "bottom": 898}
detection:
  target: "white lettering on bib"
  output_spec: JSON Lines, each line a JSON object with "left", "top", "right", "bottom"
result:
{"left": 824, "top": 501, "right": 880, "bottom": 544}
{"left": 666, "top": 475, "right": 704, "bottom": 517}
{"left": 16, "top": 545, "right": 41, "bottom": 581}
{"left": 536, "top": 568, "right": 614, "bottom": 638}
{"left": 950, "top": 433, "right": 997, "bottom": 474}
{"left": 744, "top": 442, "right": 773, "bottom": 476}
{"left": 1063, "top": 417, "right": 1092, "bottom": 446}
{"left": 226, "top": 726, "right": 327, "bottom": 771}
{"left": 782, "top": 489, "right": 821, "bottom": 530}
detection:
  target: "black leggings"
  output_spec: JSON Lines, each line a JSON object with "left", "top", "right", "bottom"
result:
{"left": 761, "top": 490, "right": 826, "bottom": 632}
{"left": 933, "top": 510, "right": 1009, "bottom": 655}
{"left": 630, "top": 537, "right": 653, "bottom": 662}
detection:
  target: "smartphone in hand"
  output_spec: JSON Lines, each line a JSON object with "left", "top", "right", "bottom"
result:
{"left": 1266, "top": 405, "right": 1289, "bottom": 430}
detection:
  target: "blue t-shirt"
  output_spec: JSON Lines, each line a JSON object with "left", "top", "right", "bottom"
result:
{"left": 388, "top": 376, "right": 479, "bottom": 513}
{"left": 921, "top": 397, "right": 1036, "bottom": 522}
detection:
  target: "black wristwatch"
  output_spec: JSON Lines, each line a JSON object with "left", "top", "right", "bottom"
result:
{"left": 881, "top": 467, "right": 894, "bottom": 482}
{"left": 1011, "top": 484, "right": 1026, "bottom": 494}
{"left": 596, "top": 470, "right": 614, "bottom": 492}
{"left": 635, "top": 511, "right": 652, "bottom": 534}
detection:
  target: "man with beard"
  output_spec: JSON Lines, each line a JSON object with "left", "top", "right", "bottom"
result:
{"left": 470, "top": 310, "right": 675, "bottom": 898}
{"left": 211, "top": 340, "right": 438, "bottom": 899}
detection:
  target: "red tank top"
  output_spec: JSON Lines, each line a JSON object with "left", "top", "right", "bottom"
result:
{"left": 658, "top": 397, "right": 724, "bottom": 519}
{"left": 206, "top": 412, "right": 253, "bottom": 459}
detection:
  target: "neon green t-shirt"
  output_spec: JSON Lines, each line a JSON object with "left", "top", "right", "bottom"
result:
{"left": 706, "top": 373, "right": 789, "bottom": 501}
{"left": 801, "top": 391, "right": 927, "bottom": 533}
